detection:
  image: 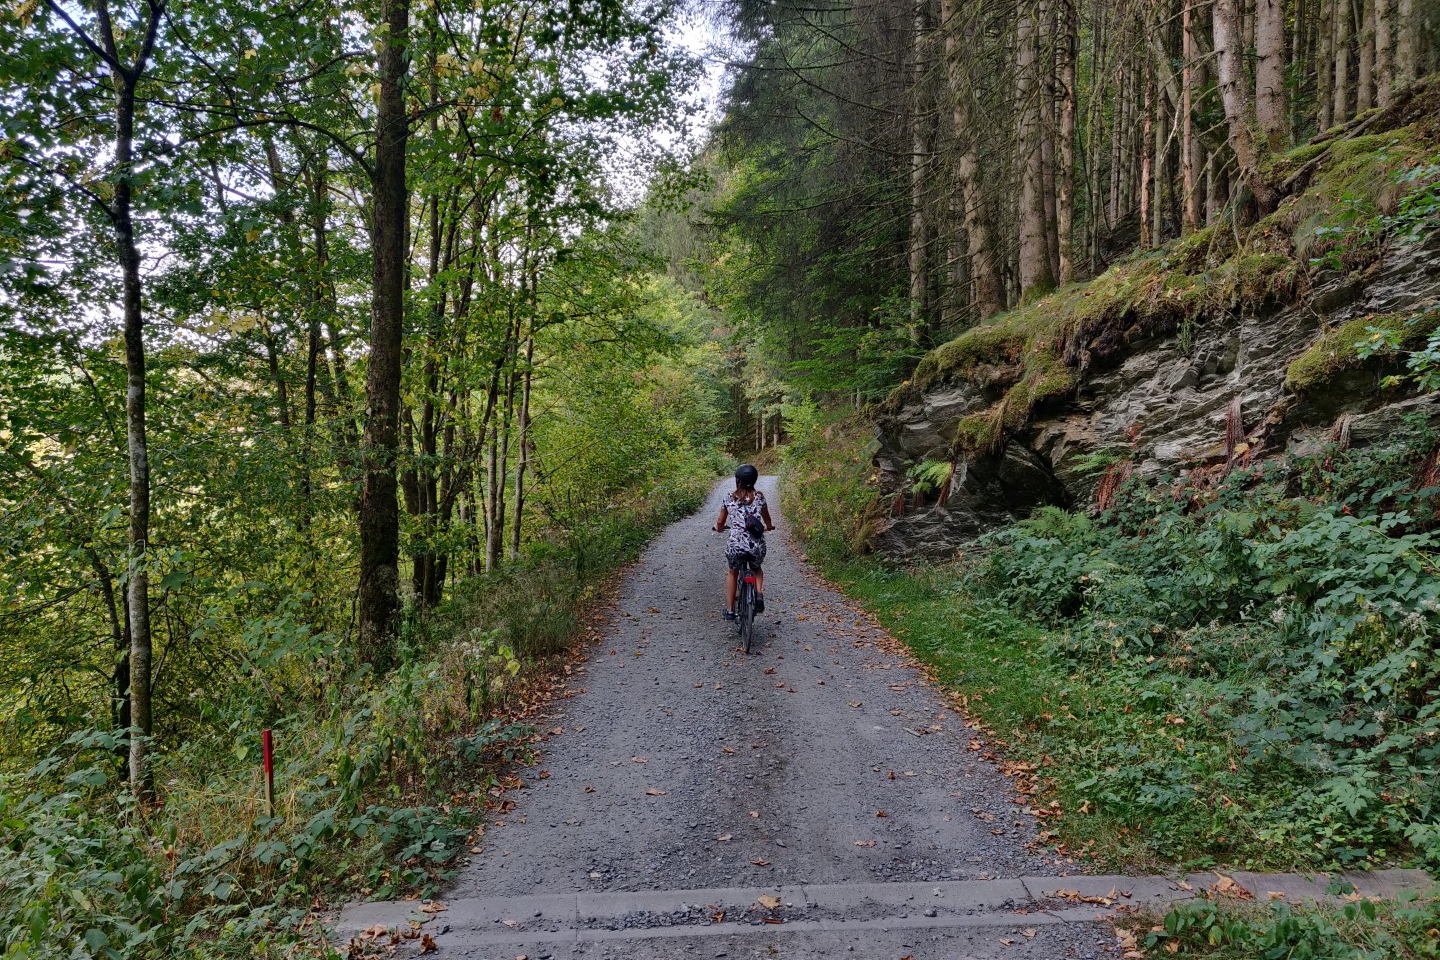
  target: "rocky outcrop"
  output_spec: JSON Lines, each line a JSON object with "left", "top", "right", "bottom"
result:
{"left": 873, "top": 229, "right": 1440, "bottom": 561}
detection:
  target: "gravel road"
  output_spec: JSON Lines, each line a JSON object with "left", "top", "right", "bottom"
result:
{"left": 427, "top": 476, "right": 1116, "bottom": 958}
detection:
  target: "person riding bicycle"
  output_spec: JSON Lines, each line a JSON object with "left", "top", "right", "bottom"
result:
{"left": 713, "top": 464, "right": 774, "bottom": 620}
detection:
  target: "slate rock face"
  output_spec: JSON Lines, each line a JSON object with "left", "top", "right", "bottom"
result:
{"left": 873, "top": 232, "right": 1440, "bottom": 561}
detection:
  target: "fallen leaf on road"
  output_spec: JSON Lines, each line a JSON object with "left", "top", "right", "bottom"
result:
{"left": 765, "top": 667, "right": 777, "bottom": 675}
{"left": 631, "top": 757, "right": 647, "bottom": 763}
{"left": 762, "top": 916, "right": 783, "bottom": 924}
{"left": 711, "top": 910, "right": 725, "bottom": 923}
{"left": 849, "top": 701, "right": 863, "bottom": 708}
{"left": 1210, "top": 875, "right": 1253, "bottom": 900}
{"left": 717, "top": 834, "right": 732, "bottom": 842}
{"left": 361, "top": 924, "right": 389, "bottom": 938}
{"left": 1022, "top": 928, "right": 1036, "bottom": 938}
{"left": 749, "top": 810, "right": 760, "bottom": 817}
{"left": 583, "top": 786, "right": 595, "bottom": 794}
{"left": 722, "top": 747, "right": 736, "bottom": 754}
{"left": 854, "top": 839, "right": 877, "bottom": 847}
{"left": 418, "top": 902, "right": 447, "bottom": 914}
{"left": 1052, "top": 889, "right": 1114, "bottom": 906}
{"left": 876, "top": 810, "right": 888, "bottom": 817}
{"left": 645, "top": 789, "right": 667, "bottom": 796}
{"left": 1000, "top": 938, "right": 1016, "bottom": 945}
{"left": 419, "top": 934, "right": 438, "bottom": 953}
{"left": 751, "top": 858, "right": 771, "bottom": 866}
{"left": 1117, "top": 928, "right": 1145, "bottom": 958}
{"left": 757, "top": 895, "right": 781, "bottom": 909}
{"left": 501, "top": 920, "right": 517, "bottom": 928}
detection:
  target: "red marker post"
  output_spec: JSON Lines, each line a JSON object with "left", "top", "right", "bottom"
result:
{"left": 262, "top": 729, "right": 275, "bottom": 817}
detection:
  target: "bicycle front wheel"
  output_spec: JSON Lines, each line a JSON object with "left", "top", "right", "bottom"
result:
{"left": 738, "top": 581, "right": 756, "bottom": 653}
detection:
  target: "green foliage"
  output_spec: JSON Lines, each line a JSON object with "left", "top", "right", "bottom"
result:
{"left": 779, "top": 403, "right": 882, "bottom": 564}
{"left": 906, "top": 459, "right": 954, "bottom": 497}
{"left": 973, "top": 426, "right": 1440, "bottom": 869}
{"left": 1353, "top": 305, "right": 1440, "bottom": 392}
{"left": 1142, "top": 893, "right": 1440, "bottom": 958}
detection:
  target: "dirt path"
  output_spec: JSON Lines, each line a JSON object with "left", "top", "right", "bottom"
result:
{"left": 346, "top": 477, "right": 1118, "bottom": 958}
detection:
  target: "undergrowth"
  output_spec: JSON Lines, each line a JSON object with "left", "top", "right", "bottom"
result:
{"left": 0, "top": 470, "right": 713, "bottom": 959}
{"left": 1128, "top": 892, "right": 1440, "bottom": 958}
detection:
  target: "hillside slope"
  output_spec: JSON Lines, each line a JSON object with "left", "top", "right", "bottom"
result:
{"left": 874, "top": 80, "right": 1440, "bottom": 558}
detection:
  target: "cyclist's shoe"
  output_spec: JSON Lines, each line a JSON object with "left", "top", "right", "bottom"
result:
{"left": 723, "top": 608, "right": 737, "bottom": 621}
{"left": 754, "top": 593, "right": 765, "bottom": 614}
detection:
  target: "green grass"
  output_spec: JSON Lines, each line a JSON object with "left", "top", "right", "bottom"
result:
{"left": 828, "top": 561, "right": 1293, "bottom": 873}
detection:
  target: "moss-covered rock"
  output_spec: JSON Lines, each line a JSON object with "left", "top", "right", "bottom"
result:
{"left": 871, "top": 78, "right": 1440, "bottom": 560}
{"left": 880, "top": 86, "right": 1440, "bottom": 457}
{"left": 1285, "top": 309, "right": 1440, "bottom": 393}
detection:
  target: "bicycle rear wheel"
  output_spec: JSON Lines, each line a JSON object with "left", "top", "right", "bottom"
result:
{"left": 738, "top": 576, "right": 756, "bottom": 653}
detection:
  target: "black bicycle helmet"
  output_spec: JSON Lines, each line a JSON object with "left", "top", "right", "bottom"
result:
{"left": 735, "top": 464, "right": 759, "bottom": 489}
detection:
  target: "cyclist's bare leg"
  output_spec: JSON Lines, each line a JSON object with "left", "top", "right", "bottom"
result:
{"left": 754, "top": 569, "right": 764, "bottom": 594}
{"left": 725, "top": 569, "right": 738, "bottom": 612}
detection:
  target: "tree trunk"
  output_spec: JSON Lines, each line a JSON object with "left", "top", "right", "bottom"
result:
{"left": 942, "top": 0, "right": 1004, "bottom": 316}
{"left": 1206, "top": 148, "right": 1228, "bottom": 223}
{"left": 1017, "top": 0, "right": 1056, "bottom": 297}
{"left": 1057, "top": 0, "right": 1077, "bottom": 282}
{"left": 1182, "top": 0, "right": 1204, "bottom": 232}
{"left": 1140, "top": 75, "right": 1154, "bottom": 247}
{"left": 1214, "top": 0, "right": 1280, "bottom": 214}
{"left": 484, "top": 418, "right": 501, "bottom": 572}
{"left": 1040, "top": 0, "right": 1061, "bottom": 283}
{"left": 1318, "top": 0, "right": 1336, "bottom": 129}
{"left": 1396, "top": 0, "right": 1417, "bottom": 84}
{"left": 1333, "top": 0, "right": 1353, "bottom": 123}
{"left": 1358, "top": 0, "right": 1376, "bottom": 110}
{"left": 357, "top": 0, "right": 409, "bottom": 671}
{"left": 1375, "top": 0, "right": 1394, "bottom": 105}
{"left": 1107, "top": 64, "right": 1125, "bottom": 227}
{"left": 63, "top": 0, "right": 170, "bottom": 800}
{"left": 1254, "top": 0, "right": 1289, "bottom": 148}
{"left": 509, "top": 334, "right": 533, "bottom": 561}
{"left": 118, "top": 83, "right": 152, "bottom": 785}
{"left": 907, "top": 0, "right": 931, "bottom": 338}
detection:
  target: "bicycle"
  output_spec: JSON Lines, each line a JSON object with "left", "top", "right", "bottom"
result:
{"left": 733, "top": 554, "right": 760, "bottom": 654}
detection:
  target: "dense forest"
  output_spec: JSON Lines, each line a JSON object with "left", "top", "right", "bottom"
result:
{"left": 696, "top": 0, "right": 1440, "bottom": 394}
{"left": 0, "top": 0, "right": 745, "bottom": 954}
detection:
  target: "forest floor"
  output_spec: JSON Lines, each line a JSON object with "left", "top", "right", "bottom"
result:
{"left": 336, "top": 477, "right": 1423, "bottom": 959}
